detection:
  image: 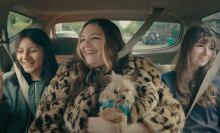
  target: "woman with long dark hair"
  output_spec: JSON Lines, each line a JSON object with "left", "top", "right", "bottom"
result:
{"left": 0, "top": 28, "right": 58, "bottom": 133}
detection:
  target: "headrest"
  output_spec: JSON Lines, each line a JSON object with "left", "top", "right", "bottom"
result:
{"left": 50, "top": 37, "right": 78, "bottom": 55}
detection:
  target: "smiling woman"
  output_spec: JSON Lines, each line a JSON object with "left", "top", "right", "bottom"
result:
{"left": 79, "top": 23, "right": 105, "bottom": 67}
{"left": 29, "top": 18, "right": 185, "bottom": 133}
{"left": 162, "top": 25, "right": 220, "bottom": 132}
{"left": 1, "top": 0, "right": 220, "bottom": 133}
{"left": 16, "top": 38, "right": 45, "bottom": 81}
{"left": 0, "top": 28, "right": 58, "bottom": 133}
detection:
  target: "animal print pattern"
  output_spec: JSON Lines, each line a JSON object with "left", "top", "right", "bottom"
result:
{"left": 28, "top": 57, "right": 185, "bottom": 133}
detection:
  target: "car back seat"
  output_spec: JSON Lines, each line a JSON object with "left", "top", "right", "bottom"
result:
{"left": 50, "top": 37, "right": 78, "bottom": 64}
{"left": 50, "top": 38, "right": 176, "bottom": 74}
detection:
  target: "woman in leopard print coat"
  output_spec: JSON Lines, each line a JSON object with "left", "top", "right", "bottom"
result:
{"left": 29, "top": 18, "right": 185, "bottom": 133}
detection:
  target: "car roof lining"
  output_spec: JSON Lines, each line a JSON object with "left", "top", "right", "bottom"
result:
{"left": 3, "top": 0, "right": 219, "bottom": 23}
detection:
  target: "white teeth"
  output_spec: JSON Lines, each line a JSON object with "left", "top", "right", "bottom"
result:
{"left": 86, "top": 51, "right": 96, "bottom": 54}
{"left": 23, "top": 62, "right": 34, "bottom": 65}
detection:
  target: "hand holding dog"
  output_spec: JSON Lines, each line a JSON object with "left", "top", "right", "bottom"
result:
{"left": 87, "top": 117, "right": 150, "bottom": 133}
{"left": 87, "top": 117, "right": 119, "bottom": 133}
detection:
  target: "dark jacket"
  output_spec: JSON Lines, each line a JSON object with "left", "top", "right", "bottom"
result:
{"left": 0, "top": 71, "right": 47, "bottom": 133}
{"left": 162, "top": 71, "right": 220, "bottom": 133}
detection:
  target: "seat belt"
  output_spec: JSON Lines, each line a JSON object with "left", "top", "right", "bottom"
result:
{"left": 118, "top": 8, "right": 164, "bottom": 59}
{"left": 0, "top": 29, "right": 30, "bottom": 108}
{"left": 186, "top": 50, "right": 220, "bottom": 118}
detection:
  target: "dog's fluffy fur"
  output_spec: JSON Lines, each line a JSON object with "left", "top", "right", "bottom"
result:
{"left": 99, "top": 72, "right": 137, "bottom": 133}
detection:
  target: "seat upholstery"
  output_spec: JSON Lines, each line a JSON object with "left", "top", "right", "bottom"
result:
{"left": 50, "top": 37, "right": 78, "bottom": 55}
{"left": 50, "top": 37, "right": 78, "bottom": 64}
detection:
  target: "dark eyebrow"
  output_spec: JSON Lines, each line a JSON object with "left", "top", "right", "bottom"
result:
{"left": 92, "top": 33, "right": 101, "bottom": 36}
{"left": 17, "top": 46, "right": 38, "bottom": 49}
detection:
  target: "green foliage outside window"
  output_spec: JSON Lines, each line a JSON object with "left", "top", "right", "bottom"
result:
{"left": 7, "top": 11, "right": 33, "bottom": 39}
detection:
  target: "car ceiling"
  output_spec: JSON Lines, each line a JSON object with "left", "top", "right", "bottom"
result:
{"left": 1, "top": 0, "right": 220, "bottom": 23}
{"left": 0, "top": 0, "right": 219, "bottom": 65}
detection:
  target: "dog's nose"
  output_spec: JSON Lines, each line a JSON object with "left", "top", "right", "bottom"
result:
{"left": 121, "top": 95, "right": 126, "bottom": 100}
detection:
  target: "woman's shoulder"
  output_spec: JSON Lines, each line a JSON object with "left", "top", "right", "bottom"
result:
{"left": 212, "top": 76, "right": 220, "bottom": 90}
{"left": 161, "top": 71, "right": 176, "bottom": 88}
{"left": 128, "top": 56, "right": 156, "bottom": 70}
{"left": 213, "top": 76, "right": 220, "bottom": 82}
{"left": 56, "top": 57, "right": 83, "bottom": 77}
{"left": 162, "top": 71, "right": 176, "bottom": 79}
{"left": 49, "top": 58, "right": 84, "bottom": 90}
{"left": 2, "top": 71, "right": 15, "bottom": 81}
{"left": 2, "top": 71, "right": 18, "bottom": 93}
{"left": 129, "top": 56, "right": 154, "bottom": 64}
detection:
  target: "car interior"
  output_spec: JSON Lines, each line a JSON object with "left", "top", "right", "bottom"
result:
{"left": 0, "top": 0, "right": 219, "bottom": 80}
{"left": 0, "top": 1, "right": 219, "bottom": 132}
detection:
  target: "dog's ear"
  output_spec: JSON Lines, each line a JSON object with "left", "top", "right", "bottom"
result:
{"left": 128, "top": 70, "right": 138, "bottom": 81}
{"left": 103, "top": 75, "right": 111, "bottom": 88}
{"left": 96, "top": 70, "right": 112, "bottom": 90}
{"left": 134, "top": 95, "right": 139, "bottom": 100}
{"left": 111, "top": 71, "right": 116, "bottom": 75}
{"left": 91, "top": 68, "right": 110, "bottom": 90}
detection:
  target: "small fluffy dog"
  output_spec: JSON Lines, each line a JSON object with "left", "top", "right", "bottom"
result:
{"left": 99, "top": 72, "right": 137, "bottom": 133}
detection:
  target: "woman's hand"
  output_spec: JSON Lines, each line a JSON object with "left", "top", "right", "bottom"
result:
{"left": 87, "top": 117, "right": 119, "bottom": 133}
{"left": 0, "top": 69, "right": 4, "bottom": 101}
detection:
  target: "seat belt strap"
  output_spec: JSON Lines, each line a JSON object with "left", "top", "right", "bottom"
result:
{"left": 13, "top": 61, "right": 30, "bottom": 108}
{"left": 186, "top": 50, "right": 220, "bottom": 118}
{"left": 1, "top": 29, "right": 30, "bottom": 108}
{"left": 118, "top": 8, "right": 164, "bottom": 59}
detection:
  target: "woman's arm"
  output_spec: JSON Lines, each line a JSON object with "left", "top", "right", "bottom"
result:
{"left": 29, "top": 84, "right": 69, "bottom": 132}
{"left": 0, "top": 96, "right": 10, "bottom": 132}
{"left": 29, "top": 62, "right": 73, "bottom": 133}
{"left": 0, "top": 70, "right": 10, "bottom": 132}
{"left": 130, "top": 57, "right": 185, "bottom": 132}
{"left": 87, "top": 117, "right": 150, "bottom": 133}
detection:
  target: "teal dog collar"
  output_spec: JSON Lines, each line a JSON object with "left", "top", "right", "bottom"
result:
{"left": 101, "top": 100, "right": 130, "bottom": 121}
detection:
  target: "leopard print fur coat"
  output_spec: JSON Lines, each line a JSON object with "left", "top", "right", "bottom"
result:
{"left": 29, "top": 57, "right": 185, "bottom": 133}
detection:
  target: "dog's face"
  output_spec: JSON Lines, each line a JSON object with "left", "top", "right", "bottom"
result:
{"left": 99, "top": 72, "right": 137, "bottom": 109}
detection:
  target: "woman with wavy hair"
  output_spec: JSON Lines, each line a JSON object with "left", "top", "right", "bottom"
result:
{"left": 162, "top": 25, "right": 220, "bottom": 132}
{"left": 29, "top": 18, "right": 185, "bottom": 133}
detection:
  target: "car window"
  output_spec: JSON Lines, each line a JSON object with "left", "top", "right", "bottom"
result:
{"left": 55, "top": 31, "right": 78, "bottom": 38}
{"left": 113, "top": 21, "right": 181, "bottom": 51}
{"left": 7, "top": 11, "right": 33, "bottom": 39}
{"left": 202, "top": 12, "right": 220, "bottom": 35}
{"left": 55, "top": 22, "right": 85, "bottom": 38}
{"left": 54, "top": 21, "right": 181, "bottom": 50}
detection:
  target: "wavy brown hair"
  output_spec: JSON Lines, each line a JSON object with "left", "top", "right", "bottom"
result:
{"left": 175, "top": 25, "right": 218, "bottom": 108}
{"left": 70, "top": 18, "right": 128, "bottom": 102}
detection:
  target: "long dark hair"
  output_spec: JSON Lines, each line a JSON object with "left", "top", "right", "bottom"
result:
{"left": 71, "top": 18, "right": 128, "bottom": 101}
{"left": 175, "top": 25, "right": 218, "bottom": 107}
{"left": 11, "top": 28, "right": 58, "bottom": 86}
